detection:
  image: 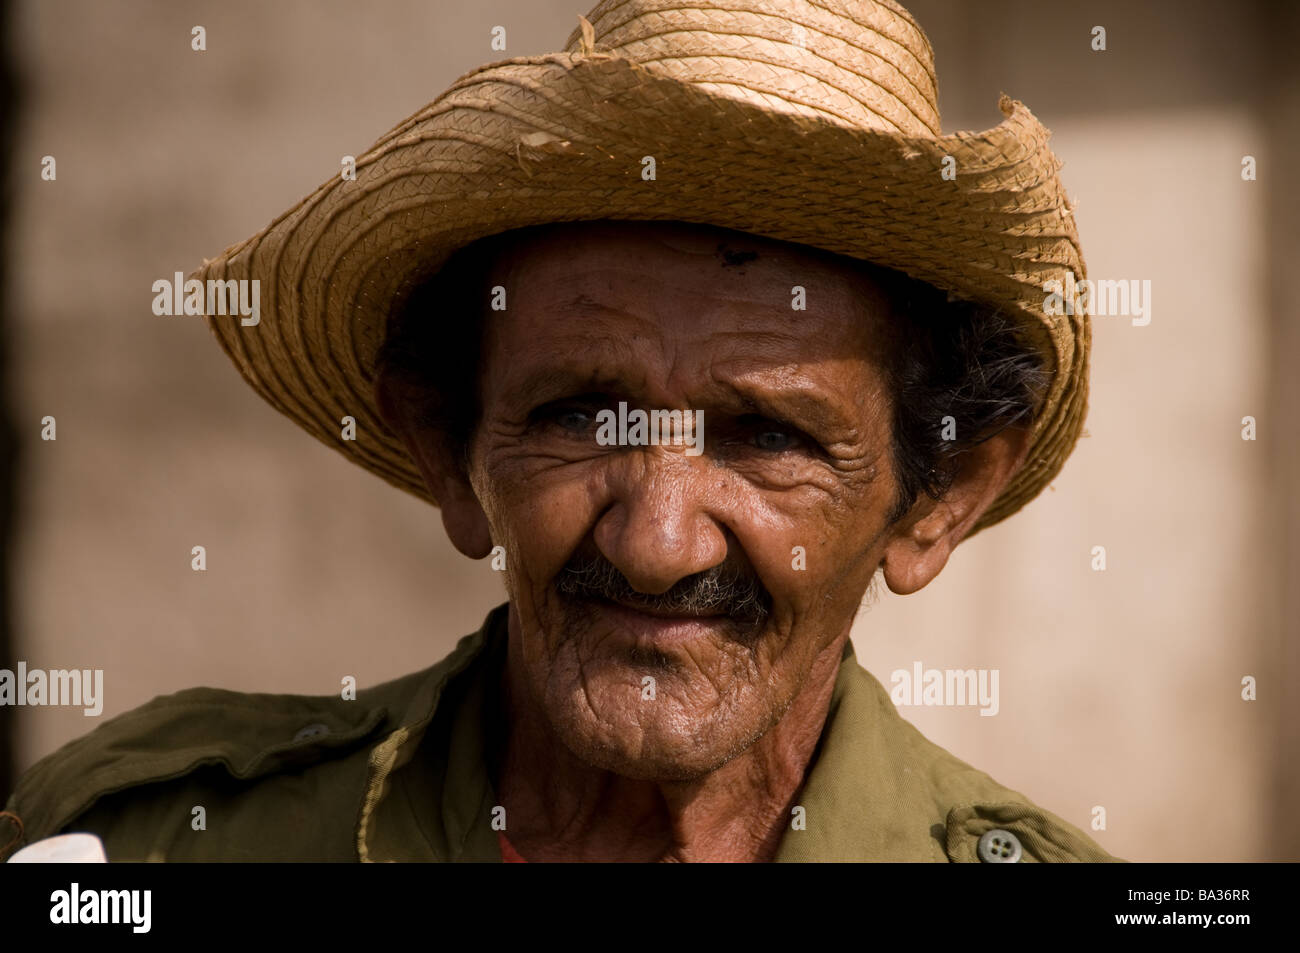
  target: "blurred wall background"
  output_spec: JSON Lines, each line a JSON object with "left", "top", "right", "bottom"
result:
{"left": 3, "top": 0, "right": 1296, "bottom": 861}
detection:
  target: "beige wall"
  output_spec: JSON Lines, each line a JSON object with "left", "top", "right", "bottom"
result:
{"left": 7, "top": 0, "right": 1294, "bottom": 861}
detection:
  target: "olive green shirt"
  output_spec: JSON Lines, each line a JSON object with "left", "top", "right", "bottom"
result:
{"left": 2, "top": 603, "right": 1118, "bottom": 862}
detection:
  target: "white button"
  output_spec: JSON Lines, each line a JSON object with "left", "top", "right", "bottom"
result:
{"left": 977, "top": 828, "right": 1023, "bottom": 863}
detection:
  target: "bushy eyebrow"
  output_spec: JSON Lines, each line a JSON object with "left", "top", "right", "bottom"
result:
{"left": 511, "top": 367, "right": 624, "bottom": 403}
{"left": 504, "top": 357, "right": 864, "bottom": 442}
{"left": 723, "top": 374, "right": 863, "bottom": 438}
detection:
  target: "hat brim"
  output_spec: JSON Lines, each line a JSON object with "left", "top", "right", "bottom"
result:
{"left": 194, "top": 49, "right": 1089, "bottom": 535}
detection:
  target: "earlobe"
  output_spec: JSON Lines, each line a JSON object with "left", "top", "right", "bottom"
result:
{"left": 880, "top": 509, "right": 954, "bottom": 595}
{"left": 409, "top": 436, "right": 493, "bottom": 559}
{"left": 373, "top": 372, "right": 494, "bottom": 560}
{"left": 438, "top": 482, "right": 494, "bottom": 560}
{"left": 880, "top": 425, "right": 1032, "bottom": 595}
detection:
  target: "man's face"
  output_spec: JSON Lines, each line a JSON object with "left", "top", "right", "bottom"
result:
{"left": 464, "top": 221, "right": 906, "bottom": 780}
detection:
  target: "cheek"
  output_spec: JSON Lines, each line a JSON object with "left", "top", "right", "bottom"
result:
{"left": 726, "top": 472, "right": 894, "bottom": 629}
{"left": 470, "top": 447, "right": 598, "bottom": 610}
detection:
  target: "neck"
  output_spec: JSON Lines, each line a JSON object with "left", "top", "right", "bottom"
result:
{"left": 493, "top": 610, "right": 847, "bottom": 862}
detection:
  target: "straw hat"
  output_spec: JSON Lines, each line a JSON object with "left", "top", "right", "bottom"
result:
{"left": 193, "top": 0, "right": 1089, "bottom": 535}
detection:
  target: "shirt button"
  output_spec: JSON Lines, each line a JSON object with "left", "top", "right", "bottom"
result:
{"left": 977, "top": 829, "right": 1023, "bottom": 863}
{"left": 293, "top": 723, "right": 331, "bottom": 743}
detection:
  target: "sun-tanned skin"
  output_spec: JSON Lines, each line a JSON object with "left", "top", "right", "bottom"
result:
{"left": 377, "top": 220, "right": 1030, "bottom": 862}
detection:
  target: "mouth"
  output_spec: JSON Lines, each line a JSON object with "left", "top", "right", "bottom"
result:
{"left": 583, "top": 595, "right": 732, "bottom": 644}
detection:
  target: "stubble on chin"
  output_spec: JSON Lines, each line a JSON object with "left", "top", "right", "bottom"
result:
{"left": 526, "top": 597, "right": 789, "bottom": 781}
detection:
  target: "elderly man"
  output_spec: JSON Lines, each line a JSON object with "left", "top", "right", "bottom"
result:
{"left": 2, "top": 0, "right": 1114, "bottom": 863}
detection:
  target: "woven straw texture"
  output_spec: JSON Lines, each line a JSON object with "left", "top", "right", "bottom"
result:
{"left": 194, "top": 0, "right": 1090, "bottom": 536}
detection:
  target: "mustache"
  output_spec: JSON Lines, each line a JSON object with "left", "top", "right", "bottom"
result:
{"left": 553, "top": 551, "right": 772, "bottom": 626}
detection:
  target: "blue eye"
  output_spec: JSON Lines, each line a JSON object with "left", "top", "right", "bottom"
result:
{"left": 754, "top": 429, "right": 794, "bottom": 451}
{"left": 554, "top": 408, "right": 594, "bottom": 432}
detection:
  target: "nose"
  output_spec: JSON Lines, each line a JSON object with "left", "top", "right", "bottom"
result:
{"left": 592, "top": 451, "right": 729, "bottom": 595}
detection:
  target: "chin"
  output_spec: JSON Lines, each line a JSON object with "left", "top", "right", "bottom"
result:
{"left": 542, "top": 671, "right": 770, "bottom": 782}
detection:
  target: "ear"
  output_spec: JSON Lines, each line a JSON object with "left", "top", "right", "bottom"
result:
{"left": 374, "top": 371, "right": 494, "bottom": 560}
{"left": 880, "top": 425, "right": 1032, "bottom": 595}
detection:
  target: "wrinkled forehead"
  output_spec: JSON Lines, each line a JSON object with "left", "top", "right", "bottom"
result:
{"left": 478, "top": 220, "right": 899, "bottom": 385}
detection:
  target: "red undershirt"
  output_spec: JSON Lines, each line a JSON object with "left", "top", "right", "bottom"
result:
{"left": 498, "top": 830, "right": 528, "bottom": 863}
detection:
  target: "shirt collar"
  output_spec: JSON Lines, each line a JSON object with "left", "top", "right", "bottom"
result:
{"left": 356, "top": 606, "right": 508, "bottom": 862}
